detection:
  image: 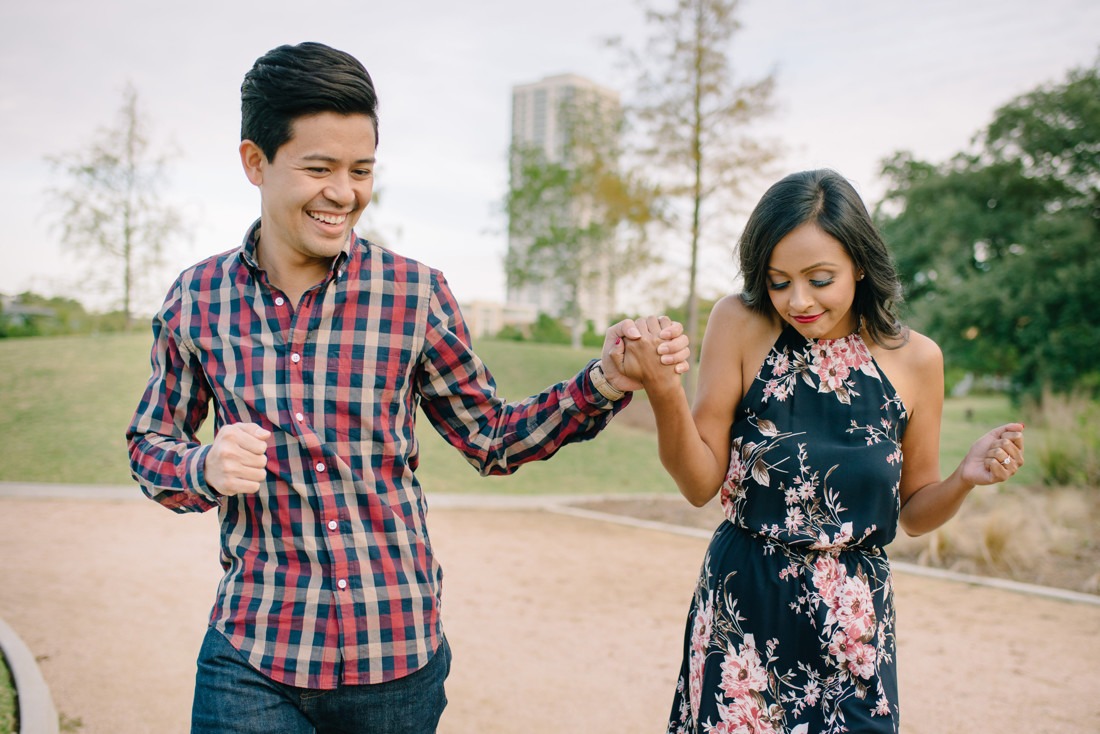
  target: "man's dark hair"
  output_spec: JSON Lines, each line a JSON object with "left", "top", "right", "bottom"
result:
{"left": 241, "top": 42, "right": 379, "bottom": 162}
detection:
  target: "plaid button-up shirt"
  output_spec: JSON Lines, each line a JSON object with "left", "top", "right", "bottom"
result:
{"left": 127, "top": 221, "right": 626, "bottom": 689}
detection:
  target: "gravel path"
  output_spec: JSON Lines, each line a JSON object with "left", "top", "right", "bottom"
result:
{"left": 1, "top": 491, "right": 1098, "bottom": 733}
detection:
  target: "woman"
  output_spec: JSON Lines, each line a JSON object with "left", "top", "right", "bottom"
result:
{"left": 626, "top": 170, "right": 1025, "bottom": 733}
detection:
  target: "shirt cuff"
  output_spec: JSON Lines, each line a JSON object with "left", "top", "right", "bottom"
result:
{"left": 184, "top": 444, "right": 222, "bottom": 503}
{"left": 579, "top": 359, "right": 632, "bottom": 410}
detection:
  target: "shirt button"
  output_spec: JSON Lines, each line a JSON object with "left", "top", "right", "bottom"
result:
{"left": 337, "top": 579, "right": 348, "bottom": 590}
{"left": 291, "top": 353, "right": 301, "bottom": 363}
{"left": 274, "top": 297, "right": 285, "bottom": 306}
{"left": 316, "top": 462, "right": 326, "bottom": 473}
{"left": 327, "top": 520, "right": 338, "bottom": 531}
{"left": 295, "top": 412, "right": 304, "bottom": 422}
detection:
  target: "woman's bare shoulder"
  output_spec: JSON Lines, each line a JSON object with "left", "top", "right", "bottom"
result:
{"left": 700, "top": 296, "right": 780, "bottom": 401}
{"left": 894, "top": 328, "right": 943, "bottom": 372}
{"left": 872, "top": 328, "right": 944, "bottom": 411}
{"left": 707, "top": 295, "right": 777, "bottom": 340}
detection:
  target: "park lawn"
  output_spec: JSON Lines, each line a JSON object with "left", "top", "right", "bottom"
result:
{"left": 0, "top": 332, "right": 156, "bottom": 484}
{"left": 0, "top": 652, "right": 13, "bottom": 734}
{"left": 0, "top": 332, "right": 1038, "bottom": 490}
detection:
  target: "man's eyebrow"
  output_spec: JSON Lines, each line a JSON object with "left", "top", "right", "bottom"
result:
{"left": 300, "top": 153, "right": 377, "bottom": 164}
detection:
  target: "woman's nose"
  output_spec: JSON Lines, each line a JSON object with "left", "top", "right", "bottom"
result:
{"left": 789, "top": 283, "right": 814, "bottom": 311}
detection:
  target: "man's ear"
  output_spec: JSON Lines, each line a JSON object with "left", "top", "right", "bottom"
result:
{"left": 239, "top": 140, "right": 267, "bottom": 186}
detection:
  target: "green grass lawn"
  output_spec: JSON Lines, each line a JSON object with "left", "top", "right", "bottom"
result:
{"left": 0, "top": 652, "right": 14, "bottom": 734}
{"left": 0, "top": 332, "right": 154, "bottom": 484}
{"left": 0, "top": 332, "right": 1038, "bottom": 491}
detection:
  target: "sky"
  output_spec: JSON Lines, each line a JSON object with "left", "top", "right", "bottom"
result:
{"left": 1, "top": 0, "right": 1097, "bottom": 315}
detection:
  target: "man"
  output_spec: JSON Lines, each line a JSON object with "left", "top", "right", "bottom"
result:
{"left": 127, "top": 41, "right": 689, "bottom": 733}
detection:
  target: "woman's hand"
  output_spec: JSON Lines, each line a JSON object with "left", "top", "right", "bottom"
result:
{"left": 600, "top": 315, "right": 690, "bottom": 393}
{"left": 959, "top": 422, "right": 1025, "bottom": 487}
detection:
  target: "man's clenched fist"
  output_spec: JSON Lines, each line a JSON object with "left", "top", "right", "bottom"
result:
{"left": 204, "top": 423, "right": 270, "bottom": 496}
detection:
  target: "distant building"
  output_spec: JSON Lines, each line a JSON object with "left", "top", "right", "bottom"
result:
{"left": 507, "top": 74, "right": 620, "bottom": 333}
{"left": 459, "top": 299, "right": 539, "bottom": 341}
{"left": 0, "top": 293, "right": 56, "bottom": 329}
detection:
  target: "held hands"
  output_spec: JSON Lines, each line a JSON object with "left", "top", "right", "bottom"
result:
{"left": 959, "top": 422, "right": 1025, "bottom": 487}
{"left": 204, "top": 422, "right": 271, "bottom": 496}
{"left": 601, "top": 315, "right": 690, "bottom": 394}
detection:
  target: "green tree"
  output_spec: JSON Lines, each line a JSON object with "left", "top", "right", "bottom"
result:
{"left": 47, "top": 83, "right": 184, "bottom": 328}
{"left": 506, "top": 92, "right": 661, "bottom": 349}
{"left": 0, "top": 291, "right": 102, "bottom": 338}
{"left": 876, "top": 57, "right": 1100, "bottom": 395}
{"left": 610, "top": 0, "right": 778, "bottom": 393}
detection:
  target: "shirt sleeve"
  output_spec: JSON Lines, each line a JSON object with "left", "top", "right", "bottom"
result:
{"left": 415, "top": 271, "right": 631, "bottom": 476}
{"left": 125, "top": 280, "right": 220, "bottom": 512}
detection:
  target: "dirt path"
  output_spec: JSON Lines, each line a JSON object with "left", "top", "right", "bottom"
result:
{"left": 1, "top": 494, "right": 1098, "bottom": 733}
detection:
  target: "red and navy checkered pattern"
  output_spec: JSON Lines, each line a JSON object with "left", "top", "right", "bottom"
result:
{"left": 127, "top": 220, "right": 627, "bottom": 689}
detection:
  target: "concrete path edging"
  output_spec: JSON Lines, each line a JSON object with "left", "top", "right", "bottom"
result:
{"left": 0, "top": 617, "right": 59, "bottom": 734}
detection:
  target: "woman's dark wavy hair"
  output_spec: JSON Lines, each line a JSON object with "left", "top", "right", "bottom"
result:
{"left": 737, "top": 169, "right": 907, "bottom": 347}
{"left": 241, "top": 42, "right": 379, "bottom": 162}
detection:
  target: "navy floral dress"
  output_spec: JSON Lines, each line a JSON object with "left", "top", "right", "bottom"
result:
{"left": 667, "top": 326, "right": 908, "bottom": 734}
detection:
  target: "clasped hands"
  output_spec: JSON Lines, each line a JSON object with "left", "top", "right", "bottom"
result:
{"left": 601, "top": 315, "right": 692, "bottom": 395}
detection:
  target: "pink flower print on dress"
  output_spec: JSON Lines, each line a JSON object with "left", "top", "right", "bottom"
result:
{"left": 802, "top": 679, "right": 821, "bottom": 707}
{"left": 688, "top": 651, "right": 705, "bottom": 726}
{"left": 844, "top": 638, "right": 877, "bottom": 679}
{"left": 812, "top": 555, "right": 844, "bottom": 608}
{"left": 762, "top": 377, "right": 793, "bottom": 403}
{"left": 834, "top": 574, "right": 877, "bottom": 642}
{"left": 770, "top": 351, "right": 790, "bottom": 376}
{"left": 803, "top": 334, "right": 881, "bottom": 405}
{"left": 810, "top": 522, "right": 855, "bottom": 552}
{"left": 784, "top": 506, "right": 806, "bottom": 533}
{"left": 720, "top": 438, "right": 748, "bottom": 523}
{"left": 715, "top": 694, "right": 779, "bottom": 734}
{"left": 827, "top": 629, "right": 877, "bottom": 679}
{"left": 690, "top": 594, "right": 714, "bottom": 658}
{"left": 811, "top": 346, "right": 852, "bottom": 387}
{"left": 718, "top": 634, "right": 770, "bottom": 701}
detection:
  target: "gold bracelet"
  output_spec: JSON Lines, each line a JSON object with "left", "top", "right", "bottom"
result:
{"left": 589, "top": 360, "right": 626, "bottom": 401}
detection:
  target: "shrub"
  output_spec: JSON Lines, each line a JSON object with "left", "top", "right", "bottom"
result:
{"left": 1026, "top": 388, "right": 1100, "bottom": 488}
{"left": 494, "top": 324, "right": 527, "bottom": 342}
{"left": 529, "top": 313, "right": 571, "bottom": 345}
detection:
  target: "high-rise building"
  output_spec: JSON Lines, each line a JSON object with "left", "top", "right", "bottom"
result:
{"left": 506, "top": 74, "right": 621, "bottom": 335}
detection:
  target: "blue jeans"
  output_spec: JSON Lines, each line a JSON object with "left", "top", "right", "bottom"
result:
{"left": 191, "top": 628, "right": 451, "bottom": 734}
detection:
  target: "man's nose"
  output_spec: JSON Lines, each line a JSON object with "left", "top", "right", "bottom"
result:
{"left": 323, "top": 173, "right": 354, "bottom": 206}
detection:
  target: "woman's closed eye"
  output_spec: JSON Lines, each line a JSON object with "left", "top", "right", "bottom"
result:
{"left": 769, "top": 278, "right": 834, "bottom": 290}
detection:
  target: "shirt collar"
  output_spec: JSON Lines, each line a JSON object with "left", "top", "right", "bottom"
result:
{"left": 237, "top": 218, "right": 356, "bottom": 281}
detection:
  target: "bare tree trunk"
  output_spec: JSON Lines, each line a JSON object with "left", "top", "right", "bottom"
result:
{"left": 683, "top": 0, "right": 707, "bottom": 401}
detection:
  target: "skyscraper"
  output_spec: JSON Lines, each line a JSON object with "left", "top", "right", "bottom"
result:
{"left": 507, "top": 74, "right": 621, "bottom": 336}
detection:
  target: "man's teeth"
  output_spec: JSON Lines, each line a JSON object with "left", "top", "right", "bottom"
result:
{"left": 309, "top": 212, "right": 346, "bottom": 225}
